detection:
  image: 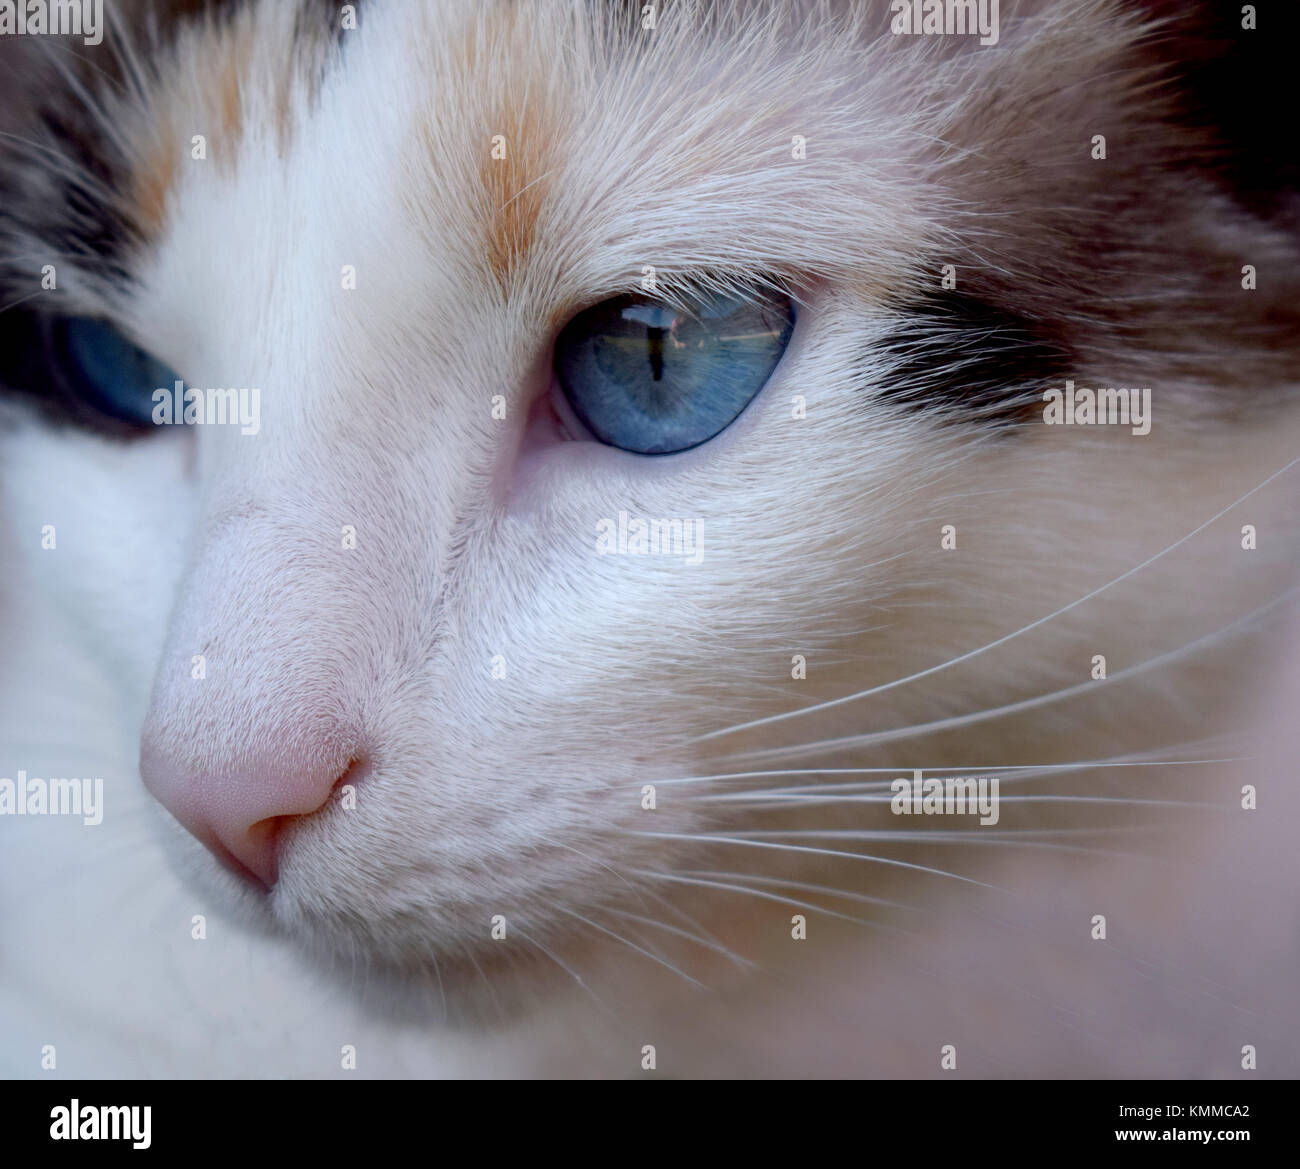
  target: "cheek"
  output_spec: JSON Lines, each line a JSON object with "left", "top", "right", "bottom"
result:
{"left": 0, "top": 422, "right": 193, "bottom": 695}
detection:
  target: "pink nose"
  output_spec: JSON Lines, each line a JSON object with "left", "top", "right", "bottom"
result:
{"left": 140, "top": 734, "right": 354, "bottom": 889}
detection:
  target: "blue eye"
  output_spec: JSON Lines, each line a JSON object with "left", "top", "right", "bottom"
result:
{"left": 554, "top": 288, "right": 795, "bottom": 454}
{"left": 50, "top": 316, "right": 179, "bottom": 429}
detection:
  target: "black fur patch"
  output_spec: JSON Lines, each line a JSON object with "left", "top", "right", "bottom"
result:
{"left": 2, "top": 109, "right": 137, "bottom": 294}
{"left": 0, "top": 0, "right": 361, "bottom": 426}
{"left": 871, "top": 291, "right": 1075, "bottom": 427}
{"left": 1133, "top": 0, "right": 1300, "bottom": 218}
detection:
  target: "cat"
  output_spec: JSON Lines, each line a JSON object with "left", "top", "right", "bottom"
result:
{"left": 1, "top": 0, "right": 1298, "bottom": 1077}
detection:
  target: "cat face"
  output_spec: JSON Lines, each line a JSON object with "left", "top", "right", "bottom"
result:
{"left": 2, "top": 0, "right": 1297, "bottom": 1008}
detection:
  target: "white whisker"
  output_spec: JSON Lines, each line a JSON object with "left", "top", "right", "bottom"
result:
{"left": 728, "top": 588, "right": 1299, "bottom": 763}
{"left": 678, "top": 868, "right": 910, "bottom": 912}
{"left": 646, "top": 748, "right": 1249, "bottom": 794}
{"left": 553, "top": 905, "right": 706, "bottom": 988}
{"left": 627, "top": 831, "right": 1000, "bottom": 887}
{"left": 700, "top": 456, "right": 1300, "bottom": 742}
{"left": 603, "top": 906, "right": 755, "bottom": 968}
{"left": 512, "top": 924, "right": 609, "bottom": 1012}
{"left": 630, "top": 868, "right": 904, "bottom": 936}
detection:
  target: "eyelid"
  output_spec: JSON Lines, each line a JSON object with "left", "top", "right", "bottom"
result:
{"left": 629, "top": 272, "right": 797, "bottom": 315}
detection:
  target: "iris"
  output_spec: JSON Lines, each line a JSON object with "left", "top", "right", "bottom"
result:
{"left": 51, "top": 317, "right": 179, "bottom": 428}
{"left": 554, "top": 288, "right": 795, "bottom": 454}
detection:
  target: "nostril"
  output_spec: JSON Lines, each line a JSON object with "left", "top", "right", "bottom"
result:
{"left": 208, "top": 831, "right": 277, "bottom": 891}
{"left": 239, "top": 816, "right": 291, "bottom": 890}
{"left": 140, "top": 729, "right": 366, "bottom": 893}
{"left": 228, "top": 763, "right": 360, "bottom": 890}
{"left": 330, "top": 755, "right": 369, "bottom": 800}
{"left": 237, "top": 759, "right": 367, "bottom": 889}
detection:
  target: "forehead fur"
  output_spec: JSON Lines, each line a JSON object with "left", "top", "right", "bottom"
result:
{"left": 59, "top": 0, "right": 1054, "bottom": 313}
{"left": 1, "top": 0, "right": 1282, "bottom": 331}
{"left": 394, "top": 0, "right": 937, "bottom": 312}
{"left": 25, "top": 0, "right": 1285, "bottom": 385}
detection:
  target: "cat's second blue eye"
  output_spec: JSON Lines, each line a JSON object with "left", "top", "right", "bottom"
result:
{"left": 553, "top": 288, "right": 795, "bottom": 455}
{"left": 51, "top": 316, "right": 179, "bottom": 429}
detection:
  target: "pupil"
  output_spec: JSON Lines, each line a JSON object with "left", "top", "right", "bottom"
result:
{"left": 646, "top": 325, "right": 665, "bottom": 381}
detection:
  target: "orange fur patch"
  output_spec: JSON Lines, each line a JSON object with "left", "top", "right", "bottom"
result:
{"left": 131, "top": 129, "right": 182, "bottom": 238}
{"left": 123, "top": 7, "right": 314, "bottom": 240}
{"left": 467, "top": 4, "right": 565, "bottom": 290}
{"left": 480, "top": 103, "right": 554, "bottom": 289}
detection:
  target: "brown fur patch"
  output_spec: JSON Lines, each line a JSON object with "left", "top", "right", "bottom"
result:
{"left": 218, "top": 50, "right": 245, "bottom": 143}
{"left": 479, "top": 103, "right": 554, "bottom": 290}
{"left": 466, "top": 4, "right": 565, "bottom": 291}
{"left": 131, "top": 130, "right": 182, "bottom": 238}
{"left": 121, "top": 1, "right": 342, "bottom": 240}
{"left": 120, "top": 21, "right": 250, "bottom": 239}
